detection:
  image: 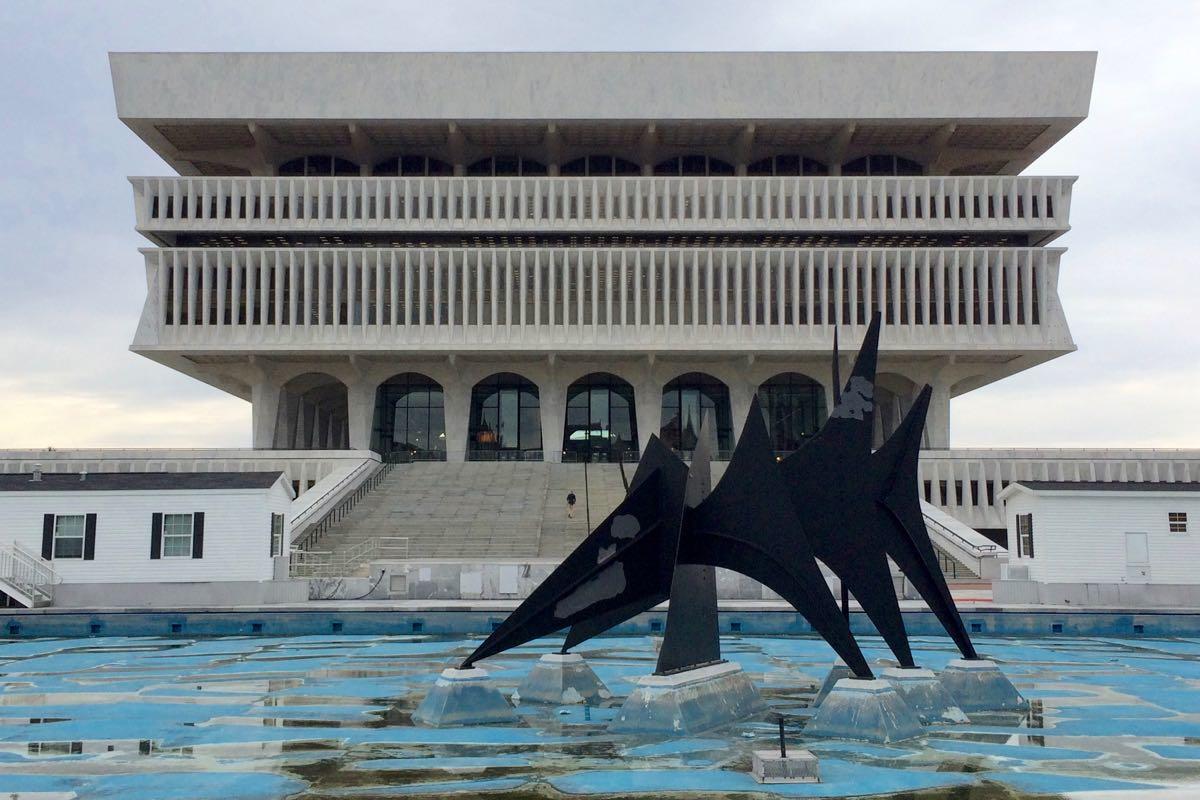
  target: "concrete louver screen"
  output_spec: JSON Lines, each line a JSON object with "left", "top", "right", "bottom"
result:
{"left": 460, "top": 312, "right": 979, "bottom": 676}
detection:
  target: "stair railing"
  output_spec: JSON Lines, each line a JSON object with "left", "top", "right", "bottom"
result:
{"left": 294, "top": 461, "right": 397, "bottom": 552}
{"left": 289, "top": 536, "right": 409, "bottom": 578}
{"left": 0, "top": 542, "right": 59, "bottom": 606}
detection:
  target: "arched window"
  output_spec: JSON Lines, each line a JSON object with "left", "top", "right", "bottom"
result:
{"left": 841, "top": 155, "right": 924, "bottom": 176}
{"left": 660, "top": 373, "right": 733, "bottom": 454}
{"left": 563, "top": 373, "right": 639, "bottom": 463}
{"left": 746, "top": 155, "right": 829, "bottom": 176}
{"left": 560, "top": 155, "right": 642, "bottom": 177}
{"left": 653, "top": 155, "right": 735, "bottom": 177}
{"left": 276, "top": 373, "right": 350, "bottom": 450}
{"left": 467, "top": 156, "right": 548, "bottom": 177}
{"left": 469, "top": 373, "right": 542, "bottom": 460}
{"left": 278, "top": 155, "right": 359, "bottom": 177}
{"left": 372, "top": 373, "right": 446, "bottom": 461}
{"left": 372, "top": 155, "right": 453, "bottom": 177}
{"left": 757, "top": 373, "right": 827, "bottom": 453}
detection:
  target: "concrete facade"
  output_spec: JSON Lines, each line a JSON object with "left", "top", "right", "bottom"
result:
{"left": 110, "top": 51, "right": 1097, "bottom": 466}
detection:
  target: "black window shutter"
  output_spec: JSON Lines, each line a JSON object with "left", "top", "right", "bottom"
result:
{"left": 191, "top": 512, "right": 205, "bottom": 559}
{"left": 83, "top": 514, "right": 97, "bottom": 561}
{"left": 41, "top": 514, "right": 54, "bottom": 560}
{"left": 150, "top": 513, "right": 163, "bottom": 560}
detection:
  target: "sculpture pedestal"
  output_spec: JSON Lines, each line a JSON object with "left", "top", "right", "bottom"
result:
{"left": 804, "top": 678, "right": 923, "bottom": 743}
{"left": 412, "top": 667, "right": 518, "bottom": 727}
{"left": 880, "top": 667, "right": 967, "bottom": 724}
{"left": 516, "top": 652, "right": 612, "bottom": 705}
{"left": 938, "top": 658, "right": 1028, "bottom": 714}
{"left": 752, "top": 748, "right": 820, "bottom": 783}
{"left": 609, "top": 661, "right": 764, "bottom": 735}
{"left": 812, "top": 658, "right": 855, "bottom": 707}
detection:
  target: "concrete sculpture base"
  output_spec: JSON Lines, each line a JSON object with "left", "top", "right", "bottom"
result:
{"left": 880, "top": 667, "right": 968, "bottom": 724}
{"left": 516, "top": 652, "right": 612, "bottom": 705}
{"left": 412, "top": 667, "right": 519, "bottom": 727}
{"left": 609, "top": 661, "right": 764, "bottom": 735}
{"left": 812, "top": 658, "right": 856, "bottom": 707}
{"left": 752, "top": 748, "right": 820, "bottom": 783}
{"left": 804, "top": 678, "right": 924, "bottom": 743}
{"left": 939, "top": 658, "right": 1029, "bottom": 713}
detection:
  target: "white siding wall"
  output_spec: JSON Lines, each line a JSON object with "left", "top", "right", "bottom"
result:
{"left": 1006, "top": 492, "right": 1200, "bottom": 584}
{"left": 0, "top": 481, "right": 292, "bottom": 584}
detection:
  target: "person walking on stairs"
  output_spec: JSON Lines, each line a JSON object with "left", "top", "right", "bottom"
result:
{"left": 566, "top": 491, "right": 577, "bottom": 519}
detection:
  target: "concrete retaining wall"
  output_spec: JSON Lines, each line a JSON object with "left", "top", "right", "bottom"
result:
{"left": 53, "top": 579, "right": 308, "bottom": 608}
{"left": 994, "top": 580, "right": 1200, "bottom": 608}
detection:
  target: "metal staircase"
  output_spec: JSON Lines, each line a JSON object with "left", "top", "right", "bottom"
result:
{"left": 0, "top": 542, "right": 58, "bottom": 608}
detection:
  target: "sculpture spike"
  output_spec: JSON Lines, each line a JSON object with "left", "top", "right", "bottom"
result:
{"left": 656, "top": 412, "right": 721, "bottom": 675}
{"left": 871, "top": 385, "right": 979, "bottom": 660}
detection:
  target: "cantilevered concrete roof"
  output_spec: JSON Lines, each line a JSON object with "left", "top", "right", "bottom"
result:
{"left": 110, "top": 51, "right": 1096, "bottom": 177}
{"left": 111, "top": 51, "right": 1095, "bottom": 122}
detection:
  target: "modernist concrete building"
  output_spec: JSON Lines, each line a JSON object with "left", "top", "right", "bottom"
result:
{"left": 5, "top": 50, "right": 1196, "bottom": 608}
{"left": 112, "top": 51, "right": 1092, "bottom": 465}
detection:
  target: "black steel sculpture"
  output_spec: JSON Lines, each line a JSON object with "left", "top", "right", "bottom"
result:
{"left": 460, "top": 312, "right": 978, "bottom": 676}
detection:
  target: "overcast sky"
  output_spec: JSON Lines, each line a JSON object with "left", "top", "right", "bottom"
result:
{"left": 0, "top": 1, "right": 1197, "bottom": 450}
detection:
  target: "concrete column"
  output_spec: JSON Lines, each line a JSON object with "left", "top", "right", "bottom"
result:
{"left": 539, "top": 380, "right": 566, "bottom": 464}
{"left": 347, "top": 380, "right": 378, "bottom": 451}
{"left": 728, "top": 379, "right": 754, "bottom": 446}
{"left": 294, "top": 399, "right": 309, "bottom": 450}
{"left": 443, "top": 381, "right": 471, "bottom": 463}
{"left": 279, "top": 394, "right": 299, "bottom": 450}
{"left": 926, "top": 383, "right": 951, "bottom": 449}
{"left": 250, "top": 378, "right": 283, "bottom": 449}
{"left": 634, "top": 379, "right": 661, "bottom": 456}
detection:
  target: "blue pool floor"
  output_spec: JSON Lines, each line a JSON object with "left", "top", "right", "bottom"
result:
{"left": 3, "top": 632, "right": 1200, "bottom": 798}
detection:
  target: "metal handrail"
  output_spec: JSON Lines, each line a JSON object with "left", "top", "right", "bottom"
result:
{"left": 466, "top": 450, "right": 544, "bottom": 462}
{"left": 924, "top": 513, "right": 998, "bottom": 556}
{"left": 291, "top": 459, "right": 377, "bottom": 530}
{"left": 294, "top": 461, "right": 397, "bottom": 551}
{"left": 289, "top": 536, "right": 410, "bottom": 578}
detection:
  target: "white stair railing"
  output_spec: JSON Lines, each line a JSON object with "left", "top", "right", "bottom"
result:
{"left": 289, "top": 536, "right": 409, "bottom": 578}
{"left": 0, "top": 542, "right": 59, "bottom": 606}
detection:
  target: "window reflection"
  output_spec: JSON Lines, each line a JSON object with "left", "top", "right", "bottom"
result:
{"left": 373, "top": 373, "right": 446, "bottom": 461}
{"left": 660, "top": 373, "right": 732, "bottom": 453}
{"left": 562, "top": 373, "right": 638, "bottom": 463}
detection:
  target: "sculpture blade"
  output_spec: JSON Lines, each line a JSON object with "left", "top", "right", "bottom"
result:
{"left": 656, "top": 411, "right": 721, "bottom": 674}
{"left": 683, "top": 395, "right": 872, "bottom": 678}
{"left": 779, "top": 312, "right": 915, "bottom": 667}
{"left": 460, "top": 453, "right": 683, "bottom": 667}
{"left": 871, "top": 385, "right": 978, "bottom": 659}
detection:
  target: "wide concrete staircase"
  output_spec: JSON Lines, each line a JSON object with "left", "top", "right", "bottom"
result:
{"left": 312, "top": 463, "right": 551, "bottom": 568}
{"left": 309, "top": 462, "right": 1001, "bottom": 582}
{"left": 538, "top": 463, "right": 630, "bottom": 558}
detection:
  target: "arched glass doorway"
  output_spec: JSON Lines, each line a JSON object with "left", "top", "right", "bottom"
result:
{"left": 469, "top": 373, "right": 542, "bottom": 461}
{"left": 660, "top": 372, "right": 733, "bottom": 454}
{"left": 757, "top": 372, "right": 827, "bottom": 453}
{"left": 562, "top": 373, "right": 638, "bottom": 463}
{"left": 372, "top": 373, "right": 446, "bottom": 461}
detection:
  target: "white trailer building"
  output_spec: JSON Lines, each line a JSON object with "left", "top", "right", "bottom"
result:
{"left": 996, "top": 482, "right": 1200, "bottom": 606}
{"left": 0, "top": 471, "right": 302, "bottom": 608}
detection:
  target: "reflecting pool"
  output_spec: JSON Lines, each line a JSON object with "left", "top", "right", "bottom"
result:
{"left": 2, "top": 632, "right": 1200, "bottom": 798}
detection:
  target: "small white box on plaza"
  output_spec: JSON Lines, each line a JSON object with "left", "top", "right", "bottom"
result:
{"left": 751, "top": 748, "right": 819, "bottom": 784}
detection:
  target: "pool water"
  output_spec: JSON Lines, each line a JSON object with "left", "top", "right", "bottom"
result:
{"left": 2, "top": 632, "right": 1200, "bottom": 798}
